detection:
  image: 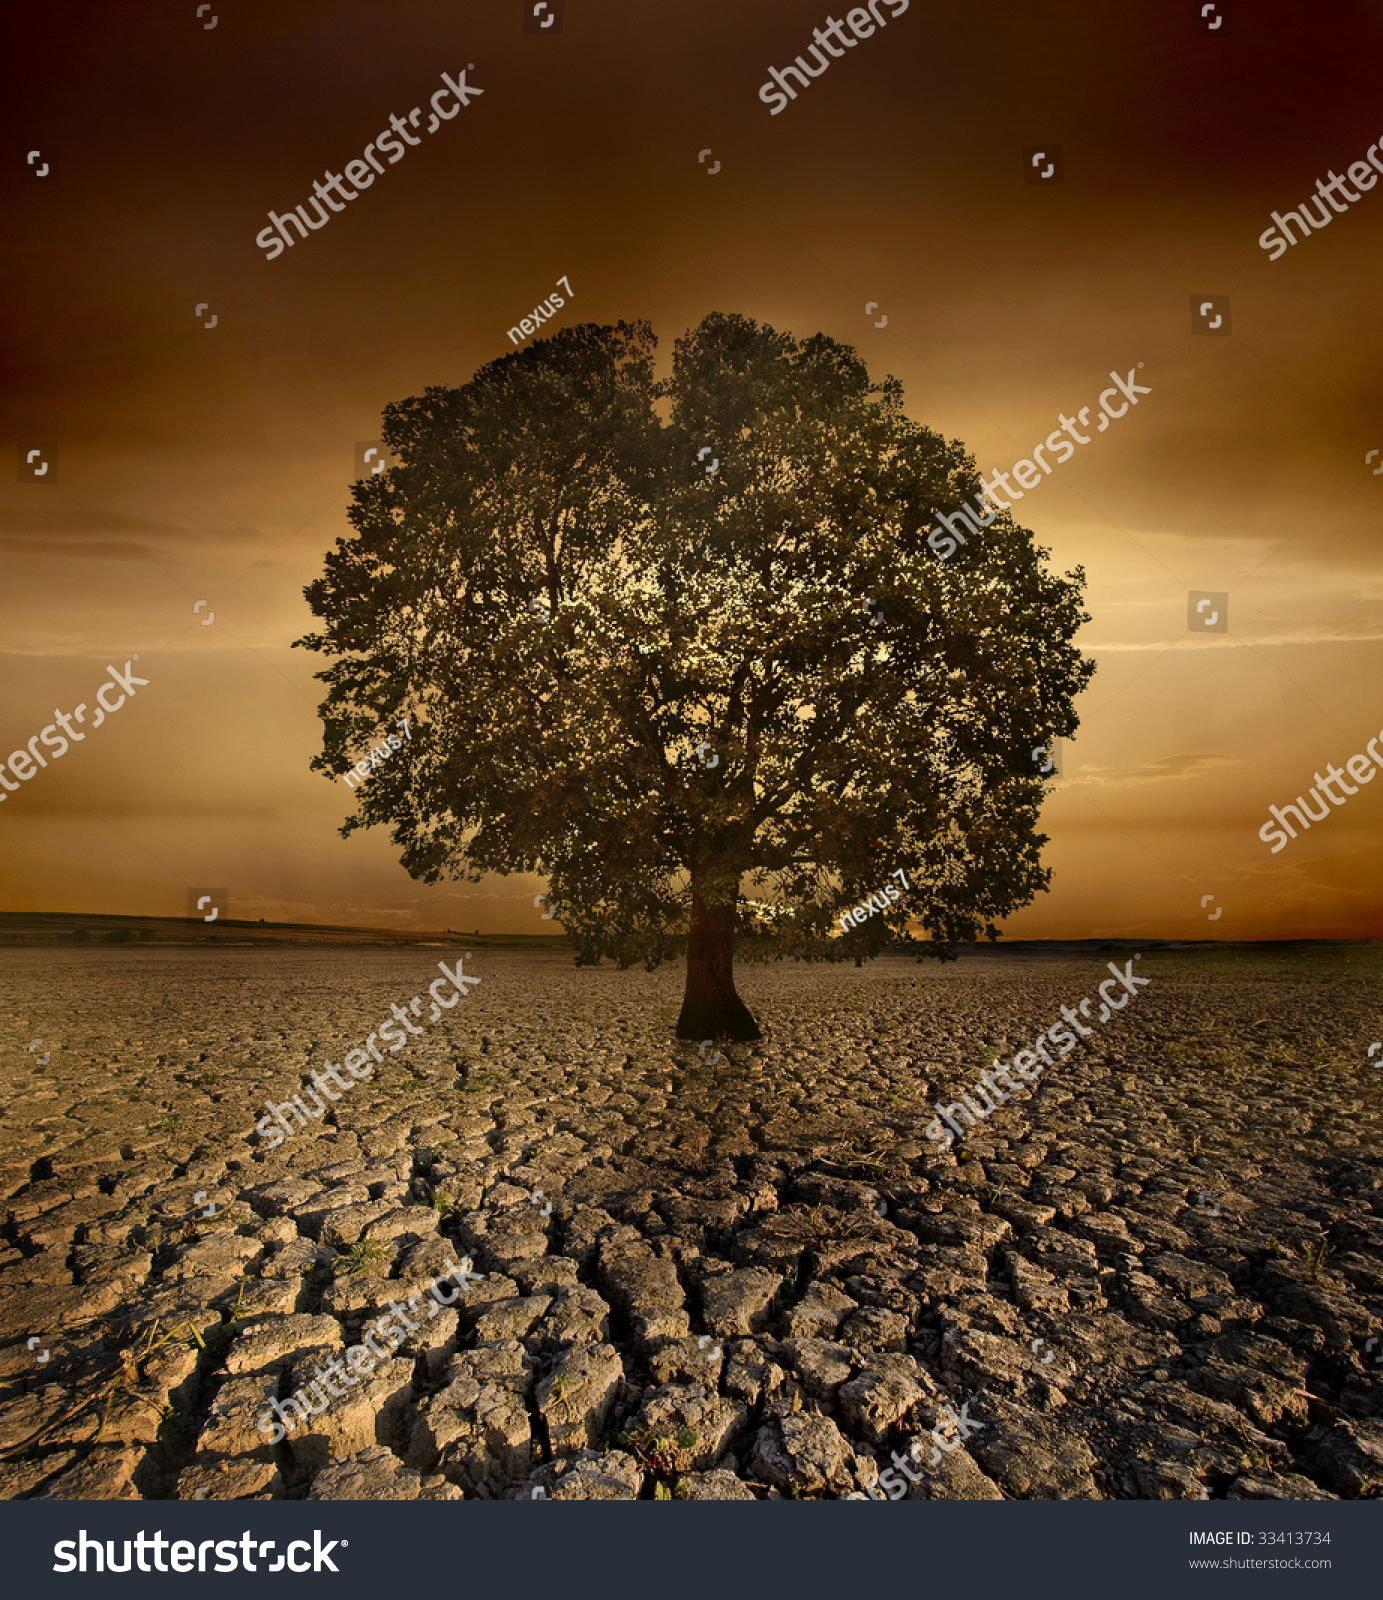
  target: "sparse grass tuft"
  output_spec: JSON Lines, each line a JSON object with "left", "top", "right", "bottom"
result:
{"left": 465, "top": 1067, "right": 510, "bottom": 1094}
{"left": 337, "top": 1239, "right": 389, "bottom": 1278}
{"left": 423, "top": 1188, "right": 467, "bottom": 1222}
{"left": 0, "top": 1291, "right": 242, "bottom": 1463}
{"left": 137, "top": 1220, "right": 197, "bottom": 1272}
{"left": 618, "top": 1425, "right": 699, "bottom": 1478}
{"left": 1299, "top": 1239, "right": 1333, "bottom": 1281}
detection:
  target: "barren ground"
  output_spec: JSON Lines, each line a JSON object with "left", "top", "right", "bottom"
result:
{"left": 1, "top": 944, "right": 1380, "bottom": 1501}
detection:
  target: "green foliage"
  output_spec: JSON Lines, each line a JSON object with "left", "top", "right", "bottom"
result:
{"left": 423, "top": 1187, "right": 467, "bottom": 1222}
{"left": 1265, "top": 1235, "right": 1332, "bottom": 1281}
{"left": 464, "top": 1067, "right": 510, "bottom": 1094}
{"left": 1300, "top": 1239, "right": 1333, "bottom": 1281}
{"left": 618, "top": 1424, "right": 700, "bottom": 1478}
{"left": 337, "top": 1239, "right": 390, "bottom": 1278}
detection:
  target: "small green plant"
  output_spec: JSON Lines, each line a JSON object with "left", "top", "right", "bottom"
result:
{"left": 338, "top": 1239, "right": 389, "bottom": 1278}
{"left": 633, "top": 1433, "right": 678, "bottom": 1474}
{"left": 423, "top": 1188, "right": 467, "bottom": 1223}
{"left": 138, "top": 1220, "right": 195, "bottom": 1273}
{"left": 465, "top": 1067, "right": 510, "bottom": 1094}
{"left": 618, "top": 1425, "right": 698, "bottom": 1478}
{"left": 653, "top": 1481, "right": 672, "bottom": 1500}
{"left": 1298, "top": 1239, "right": 1333, "bottom": 1282}
{"left": 224, "top": 1278, "right": 252, "bottom": 1329}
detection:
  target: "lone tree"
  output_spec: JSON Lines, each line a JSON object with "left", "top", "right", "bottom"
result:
{"left": 296, "top": 314, "right": 1094, "bottom": 1041}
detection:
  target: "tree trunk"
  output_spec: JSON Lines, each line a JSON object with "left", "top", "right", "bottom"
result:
{"left": 675, "top": 884, "right": 761, "bottom": 1042}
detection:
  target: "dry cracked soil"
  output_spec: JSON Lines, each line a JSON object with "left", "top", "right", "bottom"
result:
{"left": 1, "top": 943, "right": 1381, "bottom": 1502}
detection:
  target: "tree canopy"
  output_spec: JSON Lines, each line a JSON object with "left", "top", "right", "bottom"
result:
{"left": 295, "top": 313, "right": 1095, "bottom": 1040}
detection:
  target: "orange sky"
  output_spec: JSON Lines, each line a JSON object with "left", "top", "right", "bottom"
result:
{"left": 3, "top": 0, "right": 1381, "bottom": 939}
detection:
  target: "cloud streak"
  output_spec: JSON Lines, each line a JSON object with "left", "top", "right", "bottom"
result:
{"left": 1062, "top": 753, "right": 1244, "bottom": 792}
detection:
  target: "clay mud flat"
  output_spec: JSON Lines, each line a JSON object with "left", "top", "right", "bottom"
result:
{"left": 0, "top": 944, "right": 1380, "bottom": 1502}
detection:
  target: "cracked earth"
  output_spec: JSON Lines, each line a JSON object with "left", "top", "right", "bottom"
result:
{"left": 1, "top": 944, "right": 1380, "bottom": 1500}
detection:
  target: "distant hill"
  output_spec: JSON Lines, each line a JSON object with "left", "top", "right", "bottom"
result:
{"left": 0, "top": 911, "right": 1371, "bottom": 959}
{"left": 0, "top": 910, "right": 569, "bottom": 949}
